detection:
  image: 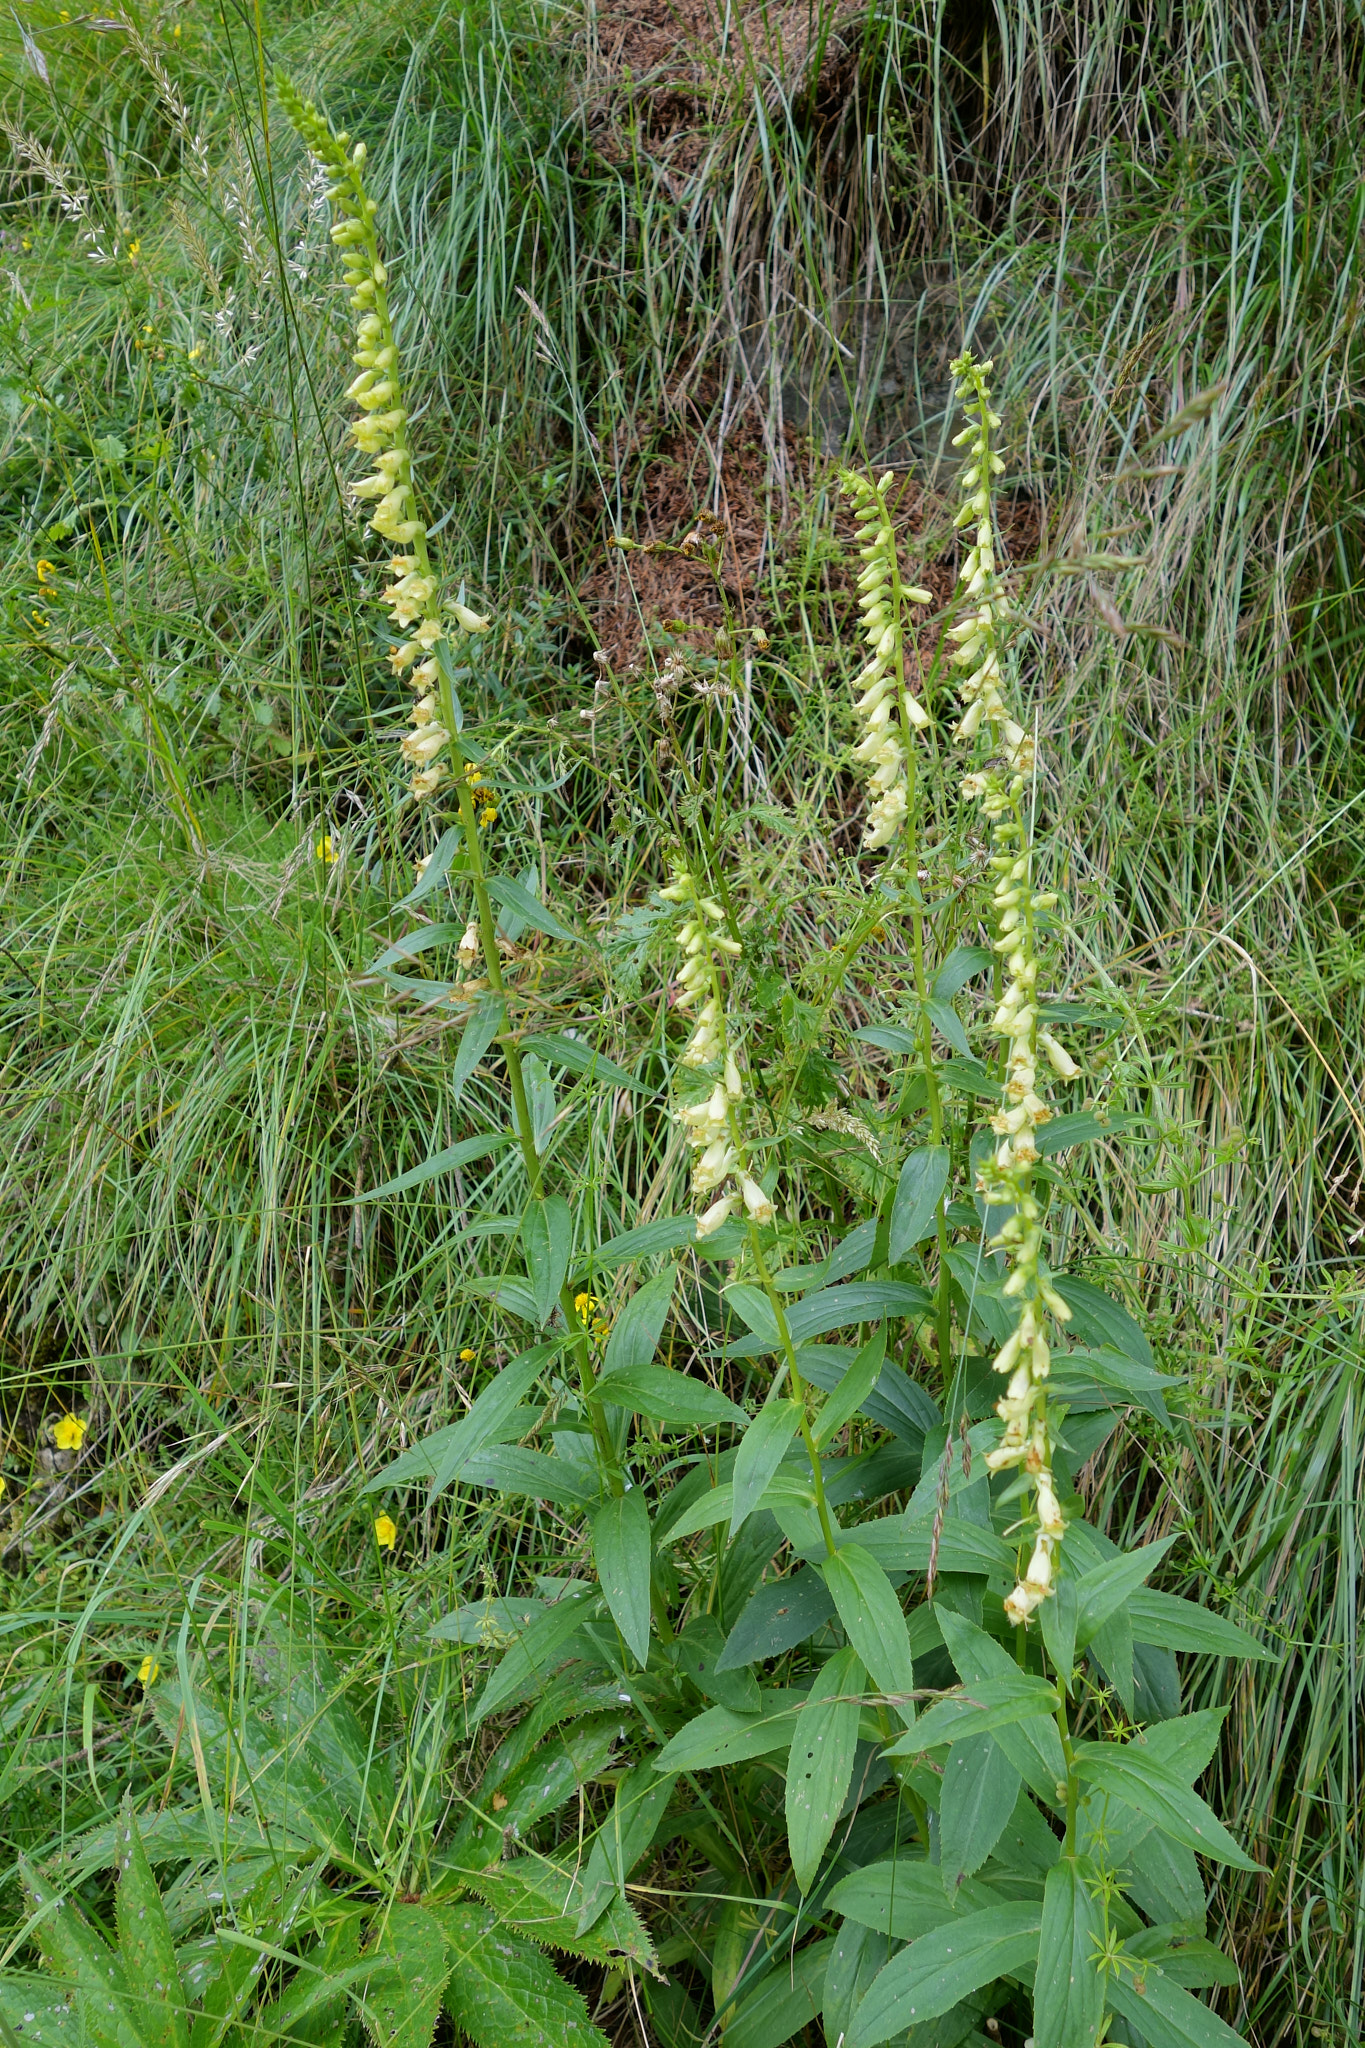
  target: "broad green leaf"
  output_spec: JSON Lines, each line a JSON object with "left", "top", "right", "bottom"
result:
{"left": 450, "top": 996, "right": 505, "bottom": 1104}
{"left": 1127, "top": 1833, "right": 1208, "bottom": 1932}
{"left": 1127, "top": 1589, "right": 1274, "bottom": 1661}
{"left": 935, "top": 1611, "right": 1068, "bottom": 1806}
{"left": 485, "top": 877, "right": 577, "bottom": 942}
{"left": 828, "top": 1861, "right": 989, "bottom": 1940}
{"left": 359, "top": 1904, "right": 451, "bottom": 2048}
{"left": 591, "top": 1490, "right": 652, "bottom": 1666}
{"left": 460, "top": 1586, "right": 602, "bottom": 1725}
{"left": 1052, "top": 1276, "right": 1154, "bottom": 1370}
{"left": 884, "top": 1672, "right": 1059, "bottom": 1755}
{"left": 922, "top": 997, "right": 973, "bottom": 1058}
{"left": 577, "top": 1761, "right": 677, "bottom": 1932}
{"left": 1073, "top": 1537, "right": 1178, "bottom": 1651}
{"left": 434, "top": 1901, "right": 609, "bottom": 2048}
{"left": 520, "top": 1031, "right": 652, "bottom": 1092}
{"left": 1124, "top": 1930, "right": 1240, "bottom": 1989}
{"left": 932, "top": 945, "right": 994, "bottom": 999}
{"left": 732, "top": 1398, "right": 804, "bottom": 1532}
{"left": 653, "top": 1691, "right": 807, "bottom": 1771}
{"left": 1036, "top": 1112, "right": 1141, "bottom": 1155}
{"left": 786, "top": 1648, "right": 864, "bottom": 1891}
{"left": 594, "top": 1364, "right": 745, "bottom": 1429}
{"left": 585, "top": 1216, "right": 696, "bottom": 1271}
{"left": 724, "top": 1283, "right": 932, "bottom": 1357}
{"left": 854, "top": 1023, "right": 921, "bottom": 1055}
{"left": 601, "top": 1268, "right": 676, "bottom": 1374}
{"left": 724, "top": 1939, "right": 831, "bottom": 2048}
{"left": 1038, "top": 1569, "right": 1080, "bottom": 1683}
{"left": 365, "top": 1344, "right": 557, "bottom": 1496}
{"left": 113, "top": 1800, "right": 188, "bottom": 2048}
{"left": 358, "top": 1131, "right": 511, "bottom": 1202}
{"left": 936, "top": 1056, "right": 1001, "bottom": 1098}
{"left": 1034, "top": 1857, "right": 1105, "bottom": 2048}
{"left": 849, "top": 1902, "right": 1043, "bottom": 2045}
{"left": 446, "top": 1861, "right": 655, "bottom": 1968}
{"left": 1105, "top": 1957, "right": 1249, "bottom": 2048}
{"left": 0, "top": 1976, "right": 83, "bottom": 2048}
{"left": 812, "top": 1327, "right": 886, "bottom": 1449}
{"left": 824, "top": 1924, "right": 893, "bottom": 2048}
{"left": 845, "top": 1513, "right": 1013, "bottom": 1580}
{"left": 368, "top": 921, "right": 468, "bottom": 972}
{"left": 799, "top": 1343, "right": 940, "bottom": 1448}
{"left": 672, "top": 1614, "right": 760, "bottom": 1712}
{"left": 716, "top": 1569, "right": 837, "bottom": 1671}
{"left": 522, "top": 1194, "right": 572, "bottom": 1326}
{"left": 992, "top": 1787, "right": 1063, "bottom": 1875}
{"left": 1048, "top": 1346, "right": 1181, "bottom": 1426}
{"left": 1073, "top": 1742, "right": 1257, "bottom": 1869}
{"left": 391, "top": 825, "right": 462, "bottom": 909}
{"left": 822, "top": 1545, "right": 914, "bottom": 1715}
{"left": 459, "top": 1445, "right": 602, "bottom": 1509}
{"left": 888, "top": 1146, "right": 951, "bottom": 1261}
{"left": 939, "top": 1735, "right": 1022, "bottom": 1890}
{"left": 449, "top": 1718, "right": 625, "bottom": 1872}
{"left": 19, "top": 1857, "right": 136, "bottom": 2048}
{"left": 660, "top": 1482, "right": 735, "bottom": 1540}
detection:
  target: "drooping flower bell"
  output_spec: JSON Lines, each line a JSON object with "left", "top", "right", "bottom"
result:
{"left": 838, "top": 470, "right": 933, "bottom": 851}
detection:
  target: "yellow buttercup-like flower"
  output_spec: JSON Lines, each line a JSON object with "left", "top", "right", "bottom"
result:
{"left": 138, "top": 1656, "right": 160, "bottom": 1687}
{"left": 52, "top": 1414, "right": 86, "bottom": 1451}
{"left": 315, "top": 833, "right": 338, "bottom": 863}
{"left": 459, "top": 1346, "right": 477, "bottom": 1363}
{"left": 573, "top": 1292, "right": 598, "bottom": 1319}
{"left": 373, "top": 1513, "right": 397, "bottom": 1550}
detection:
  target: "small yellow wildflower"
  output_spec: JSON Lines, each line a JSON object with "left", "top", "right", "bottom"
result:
{"left": 52, "top": 1414, "right": 86, "bottom": 1451}
{"left": 374, "top": 1513, "right": 397, "bottom": 1551}
{"left": 479, "top": 801, "right": 498, "bottom": 828}
{"left": 573, "top": 1292, "right": 599, "bottom": 1319}
{"left": 36, "top": 559, "right": 56, "bottom": 587}
{"left": 138, "top": 1656, "right": 160, "bottom": 1687}
{"left": 188, "top": 345, "right": 202, "bottom": 361}
{"left": 459, "top": 1347, "right": 476, "bottom": 1363}
{"left": 31, "top": 611, "right": 48, "bottom": 630}
{"left": 591, "top": 1317, "right": 611, "bottom": 1341}
{"left": 59, "top": 8, "right": 70, "bottom": 17}
{"left": 315, "top": 833, "right": 338, "bottom": 863}
{"left": 127, "top": 239, "right": 141, "bottom": 264}
{"left": 172, "top": 22, "right": 181, "bottom": 35}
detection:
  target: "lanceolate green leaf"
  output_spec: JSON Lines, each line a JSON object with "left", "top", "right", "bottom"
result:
{"left": 594, "top": 1364, "right": 745, "bottom": 1429}
{"left": 653, "top": 1692, "right": 807, "bottom": 1772}
{"left": 1073, "top": 1536, "right": 1178, "bottom": 1650}
{"left": 112, "top": 1800, "right": 189, "bottom": 2048}
{"left": 884, "top": 1672, "right": 1059, "bottom": 1753}
{"left": 812, "top": 1326, "right": 886, "bottom": 1449}
{"left": 731, "top": 1398, "right": 803, "bottom": 1532}
{"left": 1105, "top": 1957, "right": 1250, "bottom": 2048}
{"left": 358, "top": 1130, "right": 512, "bottom": 1202}
{"left": 459, "top": 1586, "right": 601, "bottom": 1725}
{"left": 822, "top": 1545, "right": 915, "bottom": 1715}
{"left": 1073, "top": 1742, "right": 1258, "bottom": 1869}
{"left": 364, "top": 1343, "right": 557, "bottom": 1497}
{"left": 724, "top": 1939, "right": 832, "bottom": 2048}
{"left": 935, "top": 1611, "right": 1068, "bottom": 1805}
{"left": 888, "top": 1146, "right": 950, "bottom": 1261}
{"left": 601, "top": 1268, "right": 676, "bottom": 1374}
{"left": 1033, "top": 1857, "right": 1105, "bottom": 2048}
{"left": 1127, "top": 1589, "right": 1274, "bottom": 1661}
{"left": 786, "top": 1648, "right": 864, "bottom": 1892}
{"left": 519, "top": 1031, "right": 652, "bottom": 1092}
{"left": 521, "top": 1194, "right": 572, "bottom": 1325}
{"left": 450, "top": 995, "right": 505, "bottom": 1103}
{"left": 485, "top": 877, "right": 578, "bottom": 943}
{"left": 591, "top": 1489, "right": 652, "bottom": 1666}
{"left": 849, "top": 1903, "right": 1043, "bottom": 2046}
{"left": 938, "top": 1734, "right": 1022, "bottom": 1891}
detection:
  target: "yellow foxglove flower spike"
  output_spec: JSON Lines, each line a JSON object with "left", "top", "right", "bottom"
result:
{"left": 947, "top": 348, "right": 1084, "bottom": 1629}
{"left": 837, "top": 469, "right": 933, "bottom": 852}
{"left": 275, "top": 76, "right": 493, "bottom": 804}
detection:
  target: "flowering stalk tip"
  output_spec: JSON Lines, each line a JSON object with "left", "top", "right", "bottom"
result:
{"left": 838, "top": 470, "right": 933, "bottom": 850}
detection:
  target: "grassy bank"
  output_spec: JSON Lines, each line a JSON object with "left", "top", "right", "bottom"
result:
{"left": 1, "top": 2, "right": 1362, "bottom": 2044}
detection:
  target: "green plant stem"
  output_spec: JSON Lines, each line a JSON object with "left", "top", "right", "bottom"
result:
{"left": 1056, "top": 1682, "right": 1078, "bottom": 1853}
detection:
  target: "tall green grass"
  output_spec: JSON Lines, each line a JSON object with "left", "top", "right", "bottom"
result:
{"left": 1, "top": 1, "right": 1362, "bottom": 2042}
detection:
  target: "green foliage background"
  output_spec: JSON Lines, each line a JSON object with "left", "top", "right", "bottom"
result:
{"left": 1, "top": 2, "right": 1362, "bottom": 2045}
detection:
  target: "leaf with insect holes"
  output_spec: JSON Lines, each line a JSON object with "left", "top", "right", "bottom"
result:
{"left": 591, "top": 1489, "right": 652, "bottom": 1665}
{"left": 822, "top": 1545, "right": 914, "bottom": 1713}
{"left": 113, "top": 1798, "right": 189, "bottom": 2048}
{"left": 786, "top": 1648, "right": 864, "bottom": 1892}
